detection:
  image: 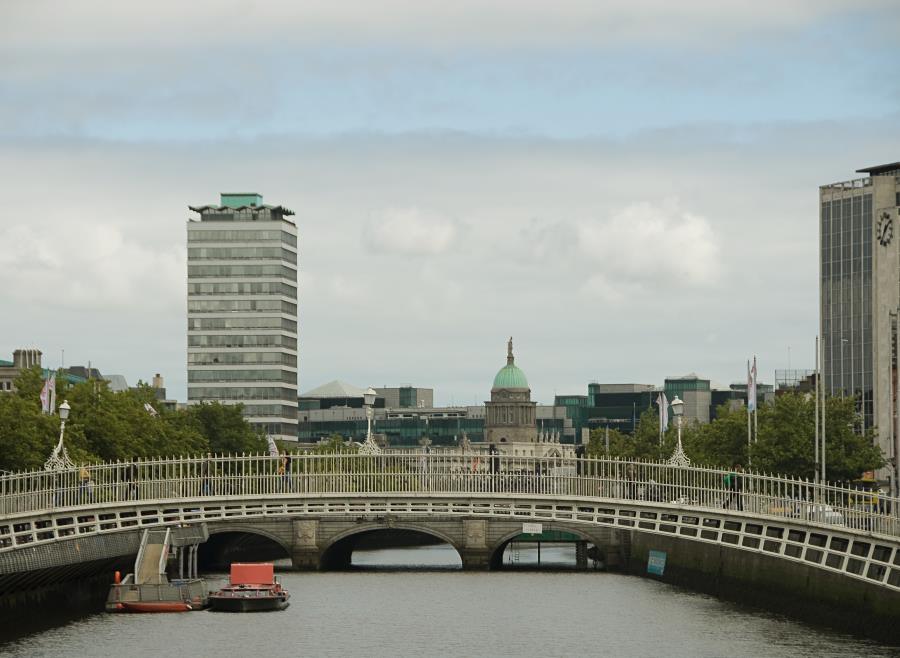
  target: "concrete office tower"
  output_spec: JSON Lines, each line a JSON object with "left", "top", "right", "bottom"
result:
{"left": 187, "top": 193, "right": 299, "bottom": 442}
{"left": 820, "top": 163, "right": 900, "bottom": 468}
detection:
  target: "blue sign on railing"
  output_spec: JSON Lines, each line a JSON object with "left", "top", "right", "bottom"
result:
{"left": 647, "top": 550, "right": 667, "bottom": 576}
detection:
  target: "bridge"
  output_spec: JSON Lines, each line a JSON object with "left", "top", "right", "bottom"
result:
{"left": 2, "top": 452, "right": 900, "bottom": 636}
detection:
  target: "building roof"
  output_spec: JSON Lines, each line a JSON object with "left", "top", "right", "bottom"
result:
{"left": 188, "top": 204, "right": 295, "bottom": 216}
{"left": 300, "top": 380, "right": 367, "bottom": 398}
{"left": 104, "top": 374, "right": 129, "bottom": 392}
{"left": 857, "top": 162, "right": 900, "bottom": 176}
{"left": 665, "top": 373, "right": 708, "bottom": 381}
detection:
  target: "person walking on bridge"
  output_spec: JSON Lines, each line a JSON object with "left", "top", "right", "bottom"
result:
{"left": 723, "top": 464, "right": 744, "bottom": 511}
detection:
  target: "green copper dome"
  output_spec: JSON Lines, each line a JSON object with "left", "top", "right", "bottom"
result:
{"left": 493, "top": 363, "right": 529, "bottom": 389}
{"left": 492, "top": 337, "right": 529, "bottom": 389}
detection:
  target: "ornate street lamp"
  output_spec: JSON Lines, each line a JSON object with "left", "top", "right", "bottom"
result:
{"left": 667, "top": 395, "right": 691, "bottom": 467}
{"left": 359, "top": 387, "right": 382, "bottom": 455}
{"left": 45, "top": 399, "right": 75, "bottom": 471}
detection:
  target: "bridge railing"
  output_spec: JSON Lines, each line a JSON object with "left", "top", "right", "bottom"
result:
{"left": 0, "top": 453, "right": 897, "bottom": 537}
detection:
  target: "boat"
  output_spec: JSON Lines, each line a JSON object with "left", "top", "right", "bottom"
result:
{"left": 208, "top": 562, "right": 290, "bottom": 612}
{"left": 106, "top": 525, "right": 209, "bottom": 613}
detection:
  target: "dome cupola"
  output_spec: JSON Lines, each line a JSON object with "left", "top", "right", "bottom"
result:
{"left": 492, "top": 337, "right": 529, "bottom": 390}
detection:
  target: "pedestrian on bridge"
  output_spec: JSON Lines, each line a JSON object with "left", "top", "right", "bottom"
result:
{"left": 724, "top": 464, "right": 744, "bottom": 511}
{"left": 78, "top": 466, "right": 93, "bottom": 503}
{"left": 280, "top": 453, "right": 292, "bottom": 492}
{"left": 123, "top": 459, "right": 138, "bottom": 500}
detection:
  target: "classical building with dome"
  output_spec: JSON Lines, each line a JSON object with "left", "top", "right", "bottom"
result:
{"left": 485, "top": 338, "right": 572, "bottom": 458}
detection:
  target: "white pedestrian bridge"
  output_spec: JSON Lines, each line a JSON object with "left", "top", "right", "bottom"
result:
{"left": 2, "top": 452, "right": 900, "bottom": 632}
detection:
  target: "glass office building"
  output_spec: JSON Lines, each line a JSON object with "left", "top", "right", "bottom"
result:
{"left": 820, "top": 163, "right": 900, "bottom": 468}
{"left": 187, "top": 193, "right": 299, "bottom": 441}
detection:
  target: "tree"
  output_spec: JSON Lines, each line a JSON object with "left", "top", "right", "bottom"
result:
{"left": 588, "top": 408, "right": 668, "bottom": 461}
{"left": 181, "top": 402, "right": 266, "bottom": 455}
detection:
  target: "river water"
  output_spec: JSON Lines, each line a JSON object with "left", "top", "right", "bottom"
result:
{"left": 1, "top": 545, "right": 896, "bottom": 657}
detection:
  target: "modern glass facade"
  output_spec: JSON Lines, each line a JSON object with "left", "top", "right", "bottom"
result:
{"left": 821, "top": 189, "right": 874, "bottom": 427}
{"left": 187, "top": 194, "right": 299, "bottom": 441}
{"left": 820, "top": 164, "right": 900, "bottom": 472}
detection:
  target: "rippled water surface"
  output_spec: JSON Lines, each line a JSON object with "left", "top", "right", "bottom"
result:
{"left": 2, "top": 545, "right": 896, "bottom": 658}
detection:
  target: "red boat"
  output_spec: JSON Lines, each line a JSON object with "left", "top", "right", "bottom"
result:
{"left": 112, "top": 601, "right": 195, "bottom": 613}
{"left": 209, "top": 563, "right": 290, "bottom": 612}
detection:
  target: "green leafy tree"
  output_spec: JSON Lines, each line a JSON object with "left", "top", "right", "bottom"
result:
{"left": 182, "top": 402, "right": 266, "bottom": 455}
{"left": 589, "top": 408, "right": 668, "bottom": 460}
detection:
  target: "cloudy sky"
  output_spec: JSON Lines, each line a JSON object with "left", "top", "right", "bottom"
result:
{"left": 2, "top": 1, "right": 899, "bottom": 405}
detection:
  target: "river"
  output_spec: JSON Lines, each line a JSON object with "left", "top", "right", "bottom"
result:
{"left": 1, "top": 545, "right": 896, "bottom": 657}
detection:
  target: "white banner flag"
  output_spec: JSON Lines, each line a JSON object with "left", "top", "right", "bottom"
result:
{"left": 39, "top": 377, "right": 51, "bottom": 414}
{"left": 48, "top": 374, "right": 56, "bottom": 415}
{"left": 657, "top": 393, "right": 669, "bottom": 432}
{"left": 747, "top": 357, "right": 758, "bottom": 412}
{"left": 266, "top": 435, "right": 279, "bottom": 457}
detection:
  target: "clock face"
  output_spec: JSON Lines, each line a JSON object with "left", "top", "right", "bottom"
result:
{"left": 878, "top": 212, "right": 894, "bottom": 247}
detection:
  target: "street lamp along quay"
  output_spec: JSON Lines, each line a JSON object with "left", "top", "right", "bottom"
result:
{"left": 44, "top": 399, "right": 75, "bottom": 471}
{"left": 666, "top": 395, "right": 691, "bottom": 467}
{"left": 359, "top": 387, "right": 382, "bottom": 455}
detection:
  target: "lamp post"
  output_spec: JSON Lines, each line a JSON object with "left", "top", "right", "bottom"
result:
{"left": 666, "top": 395, "right": 690, "bottom": 467}
{"left": 45, "top": 399, "right": 75, "bottom": 471}
{"left": 359, "top": 387, "right": 382, "bottom": 455}
{"left": 840, "top": 338, "right": 849, "bottom": 399}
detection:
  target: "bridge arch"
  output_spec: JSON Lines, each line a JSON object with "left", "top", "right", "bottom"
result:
{"left": 489, "top": 524, "right": 607, "bottom": 569}
{"left": 201, "top": 525, "right": 292, "bottom": 570}
{"left": 320, "top": 523, "right": 463, "bottom": 570}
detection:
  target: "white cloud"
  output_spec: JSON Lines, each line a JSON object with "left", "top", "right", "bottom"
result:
{"left": 577, "top": 200, "right": 720, "bottom": 291}
{"left": 0, "top": 222, "right": 183, "bottom": 312}
{"left": 365, "top": 208, "right": 457, "bottom": 255}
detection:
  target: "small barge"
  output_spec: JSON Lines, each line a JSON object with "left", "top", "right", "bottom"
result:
{"left": 209, "top": 563, "right": 290, "bottom": 612}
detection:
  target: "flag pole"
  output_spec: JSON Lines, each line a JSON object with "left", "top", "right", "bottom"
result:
{"left": 814, "top": 336, "right": 819, "bottom": 485}
{"left": 747, "top": 359, "right": 752, "bottom": 466}
{"left": 753, "top": 355, "right": 759, "bottom": 443}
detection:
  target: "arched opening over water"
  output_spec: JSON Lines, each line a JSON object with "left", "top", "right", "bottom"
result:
{"left": 491, "top": 528, "right": 603, "bottom": 571}
{"left": 321, "top": 528, "right": 463, "bottom": 570}
{"left": 199, "top": 530, "right": 291, "bottom": 571}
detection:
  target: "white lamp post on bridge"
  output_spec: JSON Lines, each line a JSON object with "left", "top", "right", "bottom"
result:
{"left": 359, "top": 387, "right": 382, "bottom": 455}
{"left": 44, "top": 399, "right": 75, "bottom": 471}
{"left": 666, "top": 395, "right": 691, "bottom": 467}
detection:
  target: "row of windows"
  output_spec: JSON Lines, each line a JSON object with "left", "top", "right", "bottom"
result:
{"left": 188, "top": 264, "right": 296, "bottom": 279}
{"left": 188, "top": 299, "right": 298, "bottom": 315}
{"left": 188, "top": 281, "right": 297, "bottom": 298}
{"left": 188, "top": 247, "right": 297, "bottom": 264}
{"left": 252, "top": 422, "right": 297, "bottom": 437}
{"left": 188, "top": 386, "right": 297, "bottom": 401}
{"left": 241, "top": 405, "right": 298, "bottom": 419}
{"left": 822, "top": 259, "right": 872, "bottom": 278}
{"left": 188, "top": 352, "right": 298, "bottom": 367}
{"left": 188, "top": 369, "right": 297, "bottom": 384}
{"left": 188, "top": 229, "right": 297, "bottom": 247}
{"left": 188, "top": 317, "right": 297, "bottom": 332}
{"left": 188, "top": 335, "right": 297, "bottom": 349}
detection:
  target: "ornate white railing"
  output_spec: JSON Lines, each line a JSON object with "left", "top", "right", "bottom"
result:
{"left": 0, "top": 453, "right": 896, "bottom": 537}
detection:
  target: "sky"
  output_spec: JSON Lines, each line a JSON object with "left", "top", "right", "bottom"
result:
{"left": 1, "top": 1, "right": 900, "bottom": 405}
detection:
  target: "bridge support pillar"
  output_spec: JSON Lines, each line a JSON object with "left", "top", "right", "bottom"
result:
{"left": 575, "top": 541, "right": 588, "bottom": 570}
{"left": 459, "top": 549, "right": 492, "bottom": 571}
{"left": 460, "top": 519, "right": 491, "bottom": 570}
{"left": 291, "top": 519, "right": 321, "bottom": 570}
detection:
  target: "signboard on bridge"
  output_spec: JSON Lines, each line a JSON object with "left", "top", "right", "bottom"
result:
{"left": 522, "top": 523, "right": 543, "bottom": 535}
{"left": 647, "top": 550, "right": 667, "bottom": 576}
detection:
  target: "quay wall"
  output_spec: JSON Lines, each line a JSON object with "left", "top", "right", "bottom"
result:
{"left": 628, "top": 532, "right": 900, "bottom": 644}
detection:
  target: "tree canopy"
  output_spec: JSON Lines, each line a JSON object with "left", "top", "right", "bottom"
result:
{"left": 588, "top": 393, "right": 884, "bottom": 482}
{"left": 0, "top": 366, "right": 267, "bottom": 472}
